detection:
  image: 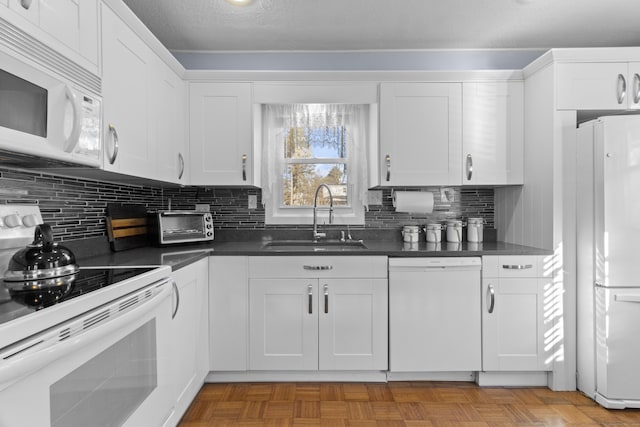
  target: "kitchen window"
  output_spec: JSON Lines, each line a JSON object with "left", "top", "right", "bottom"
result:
{"left": 261, "top": 104, "right": 369, "bottom": 225}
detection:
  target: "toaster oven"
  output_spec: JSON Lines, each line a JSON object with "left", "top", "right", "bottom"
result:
{"left": 148, "top": 211, "right": 214, "bottom": 245}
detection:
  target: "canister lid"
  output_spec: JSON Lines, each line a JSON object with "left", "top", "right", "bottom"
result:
{"left": 467, "top": 217, "right": 484, "bottom": 224}
{"left": 403, "top": 225, "right": 420, "bottom": 231}
{"left": 426, "top": 223, "right": 442, "bottom": 230}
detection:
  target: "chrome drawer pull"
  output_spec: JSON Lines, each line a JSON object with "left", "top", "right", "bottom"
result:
{"left": 303, "top": 265, "right": 333, "bottom": 271}
{"left": 487, "top": 284, "right": 495, "bottom": 314}
{"left": 308, "top": 285, "right": 313, "bottom": 314}
{"left": 502, "top": 264, "right": 533, "bottom": 270}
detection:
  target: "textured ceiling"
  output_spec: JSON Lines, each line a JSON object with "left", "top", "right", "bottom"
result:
{"left": 122, "top": 0, "right": 640, "bottom": 52}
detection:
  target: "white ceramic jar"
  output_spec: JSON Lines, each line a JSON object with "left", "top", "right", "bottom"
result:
{"left": 445, "top": 220, "right": 463, "bottom": 243}
{"left": 401, "top": 225, "right": 420, "bottom": 243}
{"left": 425, "top": 223, "right": 442, "bottom": 243}
{"left": 467, "top": 218, "right": 484, "bottom": 243}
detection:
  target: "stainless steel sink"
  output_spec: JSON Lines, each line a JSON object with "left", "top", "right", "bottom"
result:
{"left": 262, "top": 240, "right": 367, "bottom": 251}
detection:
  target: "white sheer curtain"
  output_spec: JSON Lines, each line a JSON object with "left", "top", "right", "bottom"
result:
{"left": 261, "top": 103, "right": 369, "bottom": 211}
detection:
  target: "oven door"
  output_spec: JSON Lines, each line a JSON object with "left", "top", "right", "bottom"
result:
{"left": 0, "top": 279, "right": 174, "bottom": 427}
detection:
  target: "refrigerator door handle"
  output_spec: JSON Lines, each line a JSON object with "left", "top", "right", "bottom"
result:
{"left": 615, "top": 294, "right": 640, "bottom": 303}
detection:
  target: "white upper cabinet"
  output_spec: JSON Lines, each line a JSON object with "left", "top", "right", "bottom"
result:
{"left": 3, "top": 0, "right": 99, "bottom": 72}
{"left": 379, "top": 82, "right": 462, "bottom": 186}
{"left": 153, "top": 58, "right": 187, "bottom": 184}
{"left": 101, "top": 4, "right": 155, "bottom": 178}
{"left": 556, "top": 62, "right": 640, "bottom": 110}
{"left": 462, "top": 81, "right": 524, "bottom": 185}
{"left": 189, "top": 82, "right": 253, "bottom": 186}
{"left": 102, "top": 4, "right": 186, "bottom": 183}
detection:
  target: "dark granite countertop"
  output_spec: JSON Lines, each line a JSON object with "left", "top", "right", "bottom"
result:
{"left": 73, "top": 229, "right": 550, "bottom": 271}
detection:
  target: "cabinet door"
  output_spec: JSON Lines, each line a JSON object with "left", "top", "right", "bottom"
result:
{"left": 8, "top": 0, "right": 38, "bottom": 25}
{"left": 629, "top": 62, "right": 640, "bottom": 109}
{"left": 556, "top": 62, "right": 629, "bottom": 110}
{"left": 462, "top": 81, "right": 523, "bottom": 185}
{"left": 380, "top": 83, "right": 462, "bottom": 186}
{"left": 249, "top": 279, "right": 318, "bottom": 370}
{"left": 101, "top": 5, "right": 155, "bottom": 177}
{"left": 153, "top": 59, "right": 187, "bottom": 184}
{"left": 189, "top": 82, "right": 252, "bottom": 185}
{"left": 39, "top": 0, "right": 99, "bottom": 67}
{"left": 210, "top": 256, "right": 248, "bottom": 371}
{"left": 318, "top": 278, "right": 388, "bottom": 371}
{"left": 482, "top": 278, "right": 550, "bottom": 371}
{"left": 169, "top": 258, "right": 209, "bottom": 425}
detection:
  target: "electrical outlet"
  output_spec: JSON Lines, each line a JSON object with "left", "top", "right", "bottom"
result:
{"left": 195, "top": 203, "right": 210, "bottom": 212}
{"left": 367, "top": 190, "right": 383, "bottom": 205}
{"left": 248, "top": 195, "right": 257, "bottom": 209}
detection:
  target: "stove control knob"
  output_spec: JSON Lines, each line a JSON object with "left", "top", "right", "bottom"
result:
{"left": 22, "top": 214, "right": 39, "bottom": 227}
{"left": 3, "top": 214, "right": 22, "bottom": 228}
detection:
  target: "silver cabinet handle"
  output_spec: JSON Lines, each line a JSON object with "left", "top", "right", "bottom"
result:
{"left": 107, "top": 124, "right": 119, "bottom": 165}
{"left": 617, "top": 73, "right": 627, "bottom": 105}
{"left": 633, "top": 73, "right": 640, "bottom": 104}
{"left": 466, "top": 154, "right": 473, "bottom": 181}
{"left": 171, "top": 280, "right": 180, "bottom": 319}
{"left": 502, "top": 264, "right": 533, "bottom": 270}
{"left": 303, "top": 265, "right": 333, "bottom": 271}
{"left": 20, "top": 0, "right": 32, "bottom": 10}
{"left": 385, "top": 155, "right": 391, "bottom": 182}
{"left": 242, "top": 154, "right": 247, "bottom": 181}
{"left": 178, "top": 153, "right": 185, "bottom": 180}
{"left": 308, "top": 285, "right": 313, "bottom": 314}
{"left": 487, "top": 284, "right": 495, "bottom": 314}
{"left": 323, "top": 285, "right": 329, "bottom": 314}
{"left": 615, "top": 294, "right": 640, "bottom": 303}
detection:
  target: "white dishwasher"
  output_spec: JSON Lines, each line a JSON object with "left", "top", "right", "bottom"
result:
{"left": 389, "top": 257, "right": 482, "bottom": 373}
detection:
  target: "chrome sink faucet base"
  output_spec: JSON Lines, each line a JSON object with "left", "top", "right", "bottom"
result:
{"left": 312, "top": 184, "right": 333, "bottom": 242}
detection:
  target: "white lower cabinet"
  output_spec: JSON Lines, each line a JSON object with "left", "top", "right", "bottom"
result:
{"left": 481, "top": 256, "right": 552, "bottom": 372}
{"left": 248, "top": 256, "right": 388, "bottom": 372}
{"left": 164, "top": 258, "right": 209, "bottom": 427}
{"left": 209, "top": 256, "right": 249, "bottom": 371}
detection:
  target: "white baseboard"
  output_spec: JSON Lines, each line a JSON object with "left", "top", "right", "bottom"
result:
{"left": 205, "top": 371, "right": 388, "bottom": 383}
{"left": 386, "top": 371, "right": 475, "bottom": 382}
{"left": 476, "top": 371, "right": 549, "bottom": 387}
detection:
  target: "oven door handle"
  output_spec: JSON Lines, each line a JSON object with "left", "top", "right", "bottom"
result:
{"left": 0, "top": 281, "right": 171, "bottom": 392}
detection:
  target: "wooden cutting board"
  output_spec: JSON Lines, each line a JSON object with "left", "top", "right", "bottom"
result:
{"left": 106, "top": 203, "right": 148, "bottom": 252}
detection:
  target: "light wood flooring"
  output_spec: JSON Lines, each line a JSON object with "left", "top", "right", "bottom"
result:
{"left": 178, "top": 381, "right": 640, "bottom": 426}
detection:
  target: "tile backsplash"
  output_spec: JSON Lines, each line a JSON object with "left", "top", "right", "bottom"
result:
{"left": 1, "top": 167, "right": 494, "bottom": 242}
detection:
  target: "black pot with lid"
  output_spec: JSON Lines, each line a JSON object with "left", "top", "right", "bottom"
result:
{"left": 3, "top": 224, "right": 79, "bottom": 283}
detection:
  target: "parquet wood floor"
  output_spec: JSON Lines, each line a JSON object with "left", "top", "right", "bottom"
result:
{"left": 178, "top": 381, "right": 640, "bottom": 426}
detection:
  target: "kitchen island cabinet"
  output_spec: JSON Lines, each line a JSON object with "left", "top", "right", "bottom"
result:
{"left": 164, "top": 258, "right": 209, "bottom": 426}
{"left": 189, "top": 82, "right": 253, "bottom": 186}
{"left": 479, "top": 255, "right": 552, "bottom": 385}
{"left": 379, "top": 82, "right": 462, "bottom": 186}
{"left": 248, "top": 256, "right": 388, "bottom": 372}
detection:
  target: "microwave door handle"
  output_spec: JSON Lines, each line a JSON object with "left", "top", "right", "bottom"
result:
{"left": 63, "top": 85, "right": 82, "bottom": 153}
{"left": 0, "top": 282, "right": 170, "bottom": 392}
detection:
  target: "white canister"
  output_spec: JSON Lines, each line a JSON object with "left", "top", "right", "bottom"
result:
{"left": 467, "top": 218, "right": 484, "bottom": 243}
{"left": 401, "top": 225, "right": 420, "bottom": 243}
{"left": 425, "top": 223, "right": 442, "bottom": 243}
{"left": 445, "top": 220, "right": 463, "bottom": 243}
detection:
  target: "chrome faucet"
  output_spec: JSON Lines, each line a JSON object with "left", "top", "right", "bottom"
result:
{"left": 312, "top": 184, "right": 333, "bottom": 241}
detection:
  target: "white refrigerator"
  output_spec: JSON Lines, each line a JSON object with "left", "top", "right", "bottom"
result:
{"left": 577, "top": 115, "right": 640, "bottom": 409}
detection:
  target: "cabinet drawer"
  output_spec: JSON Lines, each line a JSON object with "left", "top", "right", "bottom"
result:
{"left": 482, "top": 256, "right": 541, "bottom": 278}
{"left": 249, "top": 256, "right": 387, "bottom": 279}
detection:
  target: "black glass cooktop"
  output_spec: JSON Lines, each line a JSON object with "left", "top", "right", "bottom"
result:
{"left": 0, "top": 267, "right": 156, "bottom": 325}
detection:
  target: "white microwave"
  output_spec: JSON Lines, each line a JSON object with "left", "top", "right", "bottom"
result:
{"left": 0, "top": 49, "right": 101, "bottom": 167}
